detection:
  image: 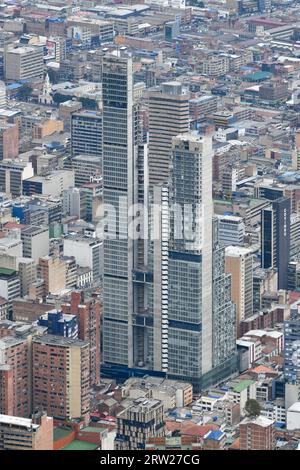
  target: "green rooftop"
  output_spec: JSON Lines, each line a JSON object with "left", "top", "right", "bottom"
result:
{"left": 81, "top": 426, "right": 106, "bottom": 434}
{"left": 0, "top": 267, "right": 17, "bottom": 276}
{"left": 244, "top": 71, "right": 272, "bottom": 82}
{"left": 232, "top": 380, "right": 254, "bottom": 393}
{"left": 53, "top": 427, "right": 73, "bottom": 442}
{"left": 61, "top": 440, "right": 99, "bottom": 451}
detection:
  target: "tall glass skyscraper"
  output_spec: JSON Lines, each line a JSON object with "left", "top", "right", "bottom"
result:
{"left": 102, "top": 52, "right": 138, "bottom": 369}
{"left": 102, "top": 55, "right": 237, "bottom": 390}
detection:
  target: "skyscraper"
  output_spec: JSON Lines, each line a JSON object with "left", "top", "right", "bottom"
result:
{"left": 148, "top": 82, "right": 189, "bottom": 187}
{"left": 166, "top": 132, "right": 213, "bottom": 389}
{"left": 261, "top": 197, "right": 290, "bottom": 290}
{"left": 102, "top": 51, "right": 138, "bottom": 369}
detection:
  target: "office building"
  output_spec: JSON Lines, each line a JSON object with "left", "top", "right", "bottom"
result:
{"left": 217, "top": 215, "right": 245, "bottom": 247}
{"left": 5, "top": 45, "right": 44, "bottom": 81}
{"left": 38, "top": 309, "right": 78, "bottom": 339}
{"left": 0, "top": 413, "right": 53, "bottom": 450}
{"left": 115, "top": 398, "right": 164, "bottom": 450}
{"left": 71, "top": 111, "right": 102, "bottom": 162}
{"left": 21, "top": 226, "right": 49, "bottom": 263}
{"left": 66, "top": 154, "right": 102, "bottom": 187}
{"left": 63, "top": 236, "right": 102, "bottom": 283}
{"left": 261, "top": 197, "right": 290, "bottom": 290}
{"left": 0, "top": 123, "right": 19, "bottom": 162}
{"left": 225, "top": 246, "right": 253, "bottom": 338}
{"left": 0, "top": 159, "right": 33, "bottom": 196}
{"left": 32, "top": 335, "right": 90, "bottom": 423}
{"left": 102, "top": 52, "right": 138, "bottom": 368}
{"left": 148, "top": 81, "right": 189, "bottom": 186}
{"left": 239, "top": 416, "right": 275, "bottom": 450}
{"left": 0, "top": 336, "right": 30, "bottom": 418}
{"left": 62, "top": 291, "right": 101, "bottom": 386}
{"left": 22, "top": 170, "right": 75, "bottom": 197}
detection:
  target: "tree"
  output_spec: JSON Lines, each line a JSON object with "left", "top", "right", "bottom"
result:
{"left": 245, "top": 399, "right": 261, "bottom": 418}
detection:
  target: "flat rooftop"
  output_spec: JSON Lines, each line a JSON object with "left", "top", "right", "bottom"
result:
{"left": 0, "top": 414, "right": 39, "bottom": 430}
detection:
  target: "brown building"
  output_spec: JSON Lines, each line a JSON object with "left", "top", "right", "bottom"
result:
{"left": 38, "top": 255, "right": 66, "bottom": 295}
{"left": 32, "top": 335, "right": 90, "bottom": 424}
{"left": 0, "top": 413, "right": 53, "bottom": 450}
{"left": 239, "top": 416, "right": 275, "bottom": 450}
{"left": 0, "top": 123, "right": 19, "bottom": 161}
{"left": 259, "top": 80, "right": 289, "bottom": 103}
{"left": 0, "top": 364, "right": 13, "bottom": 415}
{"left": 0, "top": 336, "right": 31, "bottom": 418}
{"left": 62, "top": 291, "right": 101, "bottom": 386}
{"left": 225, "top": 246, "right": 253, "bottom": 338}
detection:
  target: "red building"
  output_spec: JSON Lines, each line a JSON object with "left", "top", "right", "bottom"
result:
{"left": 32, "top": 335, "right": 90, "bottom": 424}
{"left": 0, "top": 364, "right": 13, "bottom": 415}
{"left": 239, "top": 416, "right": 275, "bottom": 450}
{"left": 0, "top": 336, "right": 31, "bottom": 417}
{"left": 62, "top": 291, "right": 101, "bottom": 386}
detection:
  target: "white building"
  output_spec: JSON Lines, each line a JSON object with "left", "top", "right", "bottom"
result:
{"left": 21, "top": 226, "right": 49, "bottom": 263}
{"left": 63, "top": 187, "right": 81, "bottom": 218}
{"left": 217, "top": 215, "right": 245, "bottom": 247}
{"left": 287, "top": 402, "right": 300, "bottom": 430}
{"left": 5, "top": 45, "right": 44, "bottom": 81}
{"left": 63, "top": 236, "right": 102, "bottom": 282}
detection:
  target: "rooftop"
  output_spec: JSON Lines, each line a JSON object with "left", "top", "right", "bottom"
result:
{"left": 232, "top": 380, "right": 255, "bottom": 393}
{"left": 60, "top": 440, "right": 99, "bottom": 451}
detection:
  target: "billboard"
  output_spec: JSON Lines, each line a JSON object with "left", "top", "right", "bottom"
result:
{"left": 45, "top": 40, "right": 56, "bottom": 60}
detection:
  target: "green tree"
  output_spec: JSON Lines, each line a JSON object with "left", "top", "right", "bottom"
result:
{"left": 245, "top": 399, "right": 261, "bottom": 418}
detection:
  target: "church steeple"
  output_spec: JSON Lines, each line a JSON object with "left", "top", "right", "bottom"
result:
{"left": 39, "top": 74, "right": 53, "bottom": 105}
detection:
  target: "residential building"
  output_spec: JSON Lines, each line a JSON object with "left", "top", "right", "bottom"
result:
{"left": 0, "top": 336, "right": 30, "bottom": 418}
{"left": 0, "top": 413, "right": 53, "bottom": 450}
{"left": 0, "top": 365, "right": 13, "bottom": 415}
{"left": 239, "top": 416, "right": 275, "bottom": 450}
{"left": 0, "top": 123, "right": 19, "bottom": 162}
{"left": 38, "top": 255, "right": 66, "bottom": 295}
{"left": 115, "top": 398, "right": 164, "bottom": 450}
{"left": 225, "top": 246, "right": 253, "bottom": 338}
{"left": 32, "top": 335, "right": 90, "bottom": 423}
{"left": 18, "top": 258, "right": 36, "bottom": 297}
{"left": 62, "top": 291, "right": 101, "bottom": 386}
